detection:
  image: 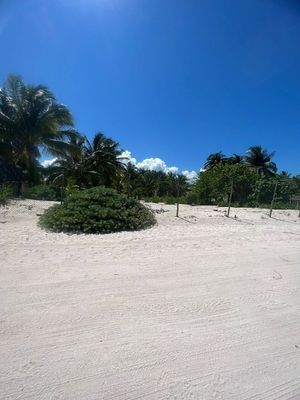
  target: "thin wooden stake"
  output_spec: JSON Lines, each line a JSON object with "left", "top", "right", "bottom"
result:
{"left": 269, "top": 181, "right": 278, "bottom": 217}
{"left": 176, "top": 201, "right": 179, "bottom": 217}
{"left": 176, "top": 176, "right": 179, "bottom": 217}
{"left": 226, "top": 177, "right": 234, "bottom": 217}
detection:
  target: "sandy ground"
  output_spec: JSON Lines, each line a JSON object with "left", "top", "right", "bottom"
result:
{"left": 0, "top": 200, "right": 300, "bottom": 400}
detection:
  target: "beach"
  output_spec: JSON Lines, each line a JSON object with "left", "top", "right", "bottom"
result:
{"left": 1, "top": 200, "right": 300, "bottom": 399}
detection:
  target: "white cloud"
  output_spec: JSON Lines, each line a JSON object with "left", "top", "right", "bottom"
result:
{"left": 182, "top": 170, "right": 198, "bottom": 182}
{"left": 136, "top": 157, "right": 178, "bottom": 174}
{"left": 118, "top": 150, "right": 137, "bottom": 165}
{"left": 41, "top": 158, "right": 57, "bottom": 168}
{"left": 167, "top": 166, "right": 180, "bottom": 174}
{"left": 119, "top": 152, "right": 178, "bottom": 174}
{"left": 120, "top": 150, "right": 197, "bottom": 180}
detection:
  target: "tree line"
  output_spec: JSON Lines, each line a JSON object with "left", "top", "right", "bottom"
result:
{"left": 0, "top": 75, "right": 299, "bottom": 207}
{"left": 193, "top": 154, "right": 300, "bottom": 208}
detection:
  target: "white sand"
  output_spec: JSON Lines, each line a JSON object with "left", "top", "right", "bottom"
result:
{"left": 1, "top": 200, "right": 300, "bottom": 400}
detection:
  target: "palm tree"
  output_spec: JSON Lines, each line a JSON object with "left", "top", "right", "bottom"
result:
{"left": 84, "top": 132, "right": 125, "bottom": 187}
{"left": 46, "top": 135, "right": 98, "bottom": 189}
{"left": 137, "top": 170, "right": 159, "bottom": 197}
{"left": 156, "top": 170, "right": 170, "bottom": 196}
{"left": 46, "top": 132, "right": 127, "bottom": 189}
{"left": 172, "top": 173, "right": 189, "bottom": 217}
{"left": 165, "top": 173, "right": 189, "bottom": 197}
{"left": 0, "top": 158, "right": 23, "bottom": 185}
{"left": 228, "top": 153, "right": 243, "bottom": 165}
{"left": 245, "top": 146, "right": 277, "bottom": 176}
{"left": 123, "top": 162, "right": 139, "bottom": 196}
{"left": 204, "top": 152, "right": 227, "bottom": 169}
{"left": 0, "top": 74, "right": 75, "bottom": 184}
{"left": 280, "top": 170, "right": 291, "bottom": 177}
{"left": 176, "top": 174, "right": 189, "bottom": 196}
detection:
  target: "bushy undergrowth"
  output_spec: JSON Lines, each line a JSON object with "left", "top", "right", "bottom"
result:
{"left": 144, "top": 195, "right": 298, "bottom": 210}
{"left": 39, "top": 186, "right": 156, "bottom": 234}
{"left": 24, "top": 184, "right": 64, "bottom": 201}
{"left": 0, "top": 185, "right": 12, "bottom": 207}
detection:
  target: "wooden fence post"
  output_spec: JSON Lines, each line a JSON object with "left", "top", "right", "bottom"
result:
{"left": 226, "top": 177, "right": 234, "bottom": 217}
{"left": 176, "top": 176, "right": 179, "bottom": 217}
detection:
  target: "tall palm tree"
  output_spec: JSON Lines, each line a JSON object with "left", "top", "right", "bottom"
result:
{"left": 244, "top": 146, "right": 277, "bottom": 176}
{"left": 228, "top": 153, "right": 243, "bottom": 165}
{"left": 0, "top": 74, "right": 75, "bottom": 184}
{"left": 0, "top": 158, "right": 23, "bottom": 185}
{"left": 280, "top": 170, "right": 291, "bottom": 177}
{"left": 176, "top": 174, "right": 189, "bottom": 196}
{"left": 46, "top": 135, "right": 99, "bottom": 189}
{"left": 204, "top": 152, "right": 227, "bottom": 170}
{"left": 84, "top": 132, "right": 125, "bottom": 187}
{"left": 165, "top": 173, "right": 189, "bottom": 197}
{"left": 123, "top": 162, "right": 139, "bottom": 196}
{"left": 137, "top": 170, "right": 159, "bottom": 197}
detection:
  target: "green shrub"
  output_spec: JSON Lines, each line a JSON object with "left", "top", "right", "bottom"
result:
{"left": 24, "top": 184, "right": 64, "bottom": 201}
{"left": 0, "top": 185, "right": 12, "bottom": 207}
{"left": 185, "top": 192, "right": 200, "bottom": 205}
{"left": 39, "top": 186, "right": 156, "bottom": 234}
{"left": 192, "top": 164, "right": 259, "bottom": 206}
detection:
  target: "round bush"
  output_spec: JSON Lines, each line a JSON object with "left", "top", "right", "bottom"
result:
{"left": 39, "top": 186, "right": 156, "bottom": 234}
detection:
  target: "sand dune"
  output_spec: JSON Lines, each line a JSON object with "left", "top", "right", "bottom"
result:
{"left": 1, "top": 200, "right": 300, "bottom": 400}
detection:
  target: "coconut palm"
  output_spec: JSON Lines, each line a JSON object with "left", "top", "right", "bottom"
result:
{"left": 156, "top": 170, "right": 170, "bottom": 196}
{"left": 244, "top": 146, "right": 277, "bottom": 176}
{"left": 280, "top": 170, "right": 291, "bottom": 177}
{"left": 84, "top": 132, "right": 126, "bottom": 187}
{"left": 166, "top": 173, "right": 189, "bottom": 197}
{"left": 176, "top": 174, "right": 189, "bottom": 196}
{"left": 137, "top": 170, "right": 160, "bottom": 197}
{"left": 228, "top": 153, "right": 243, "bottom": 165}
{"left": 45, "top": 135, "right": 98, "bottom": 189}
{"left": 0, "top": 74, "right": 75, "bottom": 184}
{"left": 204, "top": 152, "right": 227, "bottom": 169}
{"left": 123, "top": 162, "right": 139, "bottom": 196}
{"left": 0, "top": 158, "right": 23, "bottom": 185}
{"left": 169, "top": 173, "right": 189, "bottom": 217}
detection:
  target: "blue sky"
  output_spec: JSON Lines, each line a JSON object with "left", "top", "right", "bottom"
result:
{"left": 1, "top": 0, "right": 300, "bottom": 174}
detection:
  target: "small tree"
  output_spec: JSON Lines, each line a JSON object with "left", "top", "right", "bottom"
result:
{"left": 192, "top": 164, "right": 258, "bottom": 206}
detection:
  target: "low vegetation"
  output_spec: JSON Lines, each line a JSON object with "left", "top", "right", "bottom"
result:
{"left": 1, "top": 74, "right": 299, "bottom": 212}
{"left": 191, "top": 164, "right": 300, "bottom": 208}
{"left": 0, "top": 185, "right": 12, "bottom": 207}
{"left": 39, "top": 186, "right": 156, "bottom": 234}
{"left": 23, "top": 184, "right": 64, "bottom": 202}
